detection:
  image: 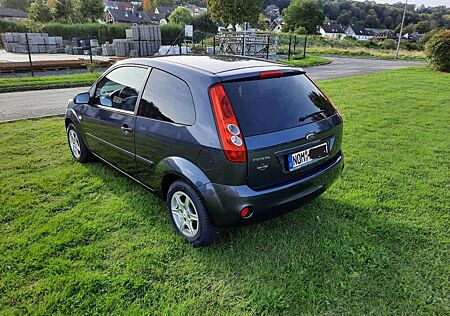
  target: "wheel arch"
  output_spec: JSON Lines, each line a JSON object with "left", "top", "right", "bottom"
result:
{"left": 154, "top": 157, "right": 211, "bottom": 200}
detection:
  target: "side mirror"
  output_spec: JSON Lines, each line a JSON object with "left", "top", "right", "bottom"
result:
{"left": 74, "top": 92, "right": 91, "bottom": 105}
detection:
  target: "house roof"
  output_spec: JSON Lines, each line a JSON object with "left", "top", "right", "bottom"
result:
{"left": 321, "top": 23, "right": 345, "bottom": 34}
{"left": 348, "top": 24, "right": 375, "bottom": 36}
{"left": 156, "top": 6, "right": 175, "bottom": 16}
{"left": 0, "top": 8, "right": 27, "bottom": 18}
{"left": 107, "top": 8, "right": 161, "bottom": 23}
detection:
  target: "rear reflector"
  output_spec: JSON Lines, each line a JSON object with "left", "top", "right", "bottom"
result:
{"left": 240, "top": 206, "right": 253, "bottom": 218}
{"left": 209, "top": 83, "right": 247, "bottom": 163}
{"left": 259, "top": 70, "right": 283, "bottom": 79}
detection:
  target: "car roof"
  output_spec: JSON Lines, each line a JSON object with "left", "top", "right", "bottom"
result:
{"left": 121, "top": 55, "right": 285, "bottom": 75}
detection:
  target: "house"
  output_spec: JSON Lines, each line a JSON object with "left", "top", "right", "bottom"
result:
{"left": 319, "top": 23, "right": 345, "bottom": 39}
{"left": 155, "top": 6, "right": 175, "bottom": 18}
{"left": 184, "top": 4, "right": 207, "bottom": 16}
{"left": 345, "top": 24, "right": 375, "bottom": 40}
{"left": 105, "top": 8, "right": 162, "bottom": 24}
{"left": 375, "top": 30, "right": 398, "bottom": 40}
{"left": 403, "top": 32, "right": 424, "bottom": 42}
{"left": 0, "top": 8, "right": 27, "bottom": 21}
{"left": 271, "top": 16, "right": 283, "bottom": 33}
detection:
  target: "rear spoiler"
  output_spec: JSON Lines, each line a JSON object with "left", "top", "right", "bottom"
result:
{"left": 217, "top": 67, "right": 306, "bottom": 83}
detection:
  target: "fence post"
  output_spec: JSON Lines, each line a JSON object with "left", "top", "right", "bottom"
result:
{"left": 25, "top": 32, "right": 34, "bottom": 77}
{"left": 179, "top": 41, "right": 182, "bottom": 55}
{"left": 288, "top": 35, "right": 292, "bottom": 60}
{"left": 213, "top": 36, "right": 216, "bottom": 55}
{"left": 293, "top": 36, "right": 297, "bottom": 54}
{"left": 88, "top": 35, "right": 93, "bottom": 64}
{"left": 266, "top": 35, "right": 270, "bottom": 59}
{"left": 138, "top": 27, "right": 141, "bottom": 57}
{"left": 241, "top": 34, "right": 245, "bottom": 56}
{"left": 303, "top": 36, "right": 307, "bottom": 59}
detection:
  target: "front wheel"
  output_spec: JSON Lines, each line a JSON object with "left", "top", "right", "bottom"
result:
{"left": 167, "top": 180, "right": 218, "bottom": 247}
{"left": 67, "top": 123, "right": 91, "bottom": 163}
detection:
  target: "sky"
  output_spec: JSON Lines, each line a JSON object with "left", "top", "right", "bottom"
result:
{"left": 354, "top": 0, "right": 450, "bottom": 7}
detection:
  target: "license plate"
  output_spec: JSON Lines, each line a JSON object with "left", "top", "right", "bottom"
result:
{"left": 288, "top": 143, "right": 328, "bottom": 171}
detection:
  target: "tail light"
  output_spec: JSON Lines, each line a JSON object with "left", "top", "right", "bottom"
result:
{"left": 209, "top": 83, "right": 247, "bottom": 163}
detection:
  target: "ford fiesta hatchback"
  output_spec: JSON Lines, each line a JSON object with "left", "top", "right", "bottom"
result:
{"left": 65, "top": 55, "right": 344, "bottom": 246}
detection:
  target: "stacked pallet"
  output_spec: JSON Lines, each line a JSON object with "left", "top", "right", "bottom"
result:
{"left": 108, "top": 25, "right": 161, "bottom": 57}
{"left": 2, "top": 32, "right": 64, "bottom": 54}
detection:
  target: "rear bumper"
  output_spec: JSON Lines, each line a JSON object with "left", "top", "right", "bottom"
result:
{"left": 198, "top": 152, "right": 344, "bottom": 226}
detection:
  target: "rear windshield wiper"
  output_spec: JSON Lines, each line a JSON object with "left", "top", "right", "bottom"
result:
{"left": 298, "top": 110, "right": 326, "bottom": 122}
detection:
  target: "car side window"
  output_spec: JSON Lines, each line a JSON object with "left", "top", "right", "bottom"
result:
{"left": 137, "top": 69, "right": 195, "bottom": 125}
{"left": 94, "top": 66, "right": 147, "bottom": 112}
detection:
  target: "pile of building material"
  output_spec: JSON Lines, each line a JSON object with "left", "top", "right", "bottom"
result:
{"left": 104, "top": 25, "right": 162, "bottom": 57}
{"left": 1, "top": 32, "right": 64, "bottom": 54}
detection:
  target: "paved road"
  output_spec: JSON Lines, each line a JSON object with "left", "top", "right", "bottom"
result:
{"left": 0, "top": 56, "right": 424, "bottom": 123}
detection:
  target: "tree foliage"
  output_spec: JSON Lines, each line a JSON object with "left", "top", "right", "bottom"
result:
{"left": 50, "top": 0, "right": 74, "bottom": 23}
{"left": 143, "top": 0, "right": 152, "bottom": 13}
{"left": 0, "top": 0, "right": 31, "bottom": 11}
{"left": 75, "top": 0, "right": 104, "bottom": 23}
{"left": 208, "top": 0, "right": 263, "bottom": 27}
{"left": 283, "top": 0, "right": 324, "bottom": 34}
{"left": 168, "top": 7, "right": 192, "bottom": 25}
{"left": 425, "top": 29, "right": 450, "bottom": 72}
{"left": 263, "top": 0, "right": 449, "bottom": 32}
{"left": 28, "top": 0, "right": 53, "bottom": 23}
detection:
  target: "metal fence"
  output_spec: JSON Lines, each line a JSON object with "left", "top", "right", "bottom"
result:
{"left": 0, "top": 30, "right": 308, "bottom": 78}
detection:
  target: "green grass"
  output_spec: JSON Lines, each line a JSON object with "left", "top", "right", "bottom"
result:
{"left": 278, "top": 55, "right": 331, "bottom": 67}
{"left": 1, "top": 67, "right": 449, "bottom": 315}
{"left": 0, "top": 73, "right": 100, "bottom": 93}
{"left": 307, "top": 46, "right": 426, "bottom": 60}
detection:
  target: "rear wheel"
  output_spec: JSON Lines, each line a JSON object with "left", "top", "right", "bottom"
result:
{"left": 67, "top": 123, "right": 91, "bottom": 163}
{"left": 167, "top": 180, "right": 218, "bottom": 246}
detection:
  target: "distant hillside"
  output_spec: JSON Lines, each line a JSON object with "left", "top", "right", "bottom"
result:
{"left": 264, "top": 0, "right": 450, "bottom": 32}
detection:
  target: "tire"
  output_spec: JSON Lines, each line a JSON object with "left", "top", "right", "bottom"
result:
{"left": 67, "top": 123, "right": 92, "bottom": 163}
{"left": 167, "top": 180, "right": 218, "bottom": 247}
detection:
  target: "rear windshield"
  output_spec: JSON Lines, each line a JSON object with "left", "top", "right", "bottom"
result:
{"left": 223, "top": 74, "right": 337, "bottom": 137}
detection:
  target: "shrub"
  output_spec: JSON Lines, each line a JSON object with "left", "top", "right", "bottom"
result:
{"left": 379, "top": 39, "right": 397, "bottom": 50}
{"left": 160, "top": 23, "right": 183, "bottom": 45}
{"left": 425, "top": 29, "right": 450, "bottom": 72}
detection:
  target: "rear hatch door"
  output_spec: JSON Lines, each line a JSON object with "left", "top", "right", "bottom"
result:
{"left": 222, "top": 72, "right": 342, "bottom": 190}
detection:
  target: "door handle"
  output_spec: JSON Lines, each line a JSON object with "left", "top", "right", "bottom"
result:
{"left": 121, "top": 125, "right": 133, "bottom": 134}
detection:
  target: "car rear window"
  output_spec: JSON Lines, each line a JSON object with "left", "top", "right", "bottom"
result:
{"left": 223, "top": 74, "right": 337, "bottom": 137}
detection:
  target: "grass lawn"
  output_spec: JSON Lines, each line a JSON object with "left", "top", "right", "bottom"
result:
{"left": 307, "top": 46, "right": 426, "bottom": 60}
{"left": 0, "top": 67, "right": 449, "bottom": 315}
{"left": 278, "top": 55, "right": 331, "bottom": 67}
{"left": 0, "top": 73, "right": 100, "bottom": 93}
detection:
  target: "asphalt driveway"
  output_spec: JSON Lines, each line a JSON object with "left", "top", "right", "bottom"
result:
{"left": 0, "top": 56, "right": 424, "bottom": 123}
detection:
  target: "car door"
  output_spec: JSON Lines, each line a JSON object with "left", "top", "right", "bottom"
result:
{"left": 134, "top": 68, "right": 197, "bottom": 187}
{"left": 81, "top": 65, "right": 149, "bottom": 176}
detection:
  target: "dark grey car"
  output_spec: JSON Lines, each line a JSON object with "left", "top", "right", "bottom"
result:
{"left": 65, "top": 55, "right": 344, "bottom": 246}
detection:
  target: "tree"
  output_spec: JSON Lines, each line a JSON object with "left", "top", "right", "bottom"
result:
{"left": 192, "top": 12, "right": 217, "bottom": 34}
{"left": 337, "top": 12, "right": 351, "bottom": 26}
{"left": 28, "top": 0, "right": 53, "bottom": 23}
{"left": 208, "top": 0, "right": 263, "bottom": 29}
{"left": 51, "top": 0, "right": 75, "bottom": 22}
{"left": 75, "top": 0, "right": 104, "bottom": 22}
{"left": 425, "top": 29, "right": 450, "bottom": 72}
{"left": 415, "top": 20, "right": 430, "bottom": 33}
{"left": 283, "top": 0, "right": 324, "bottom": 34}
{"left": 168, "top": 7, "right": 192, "bottom": 25}
{"left": 143, "top": 0, "right": 152, "bottom": 12}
